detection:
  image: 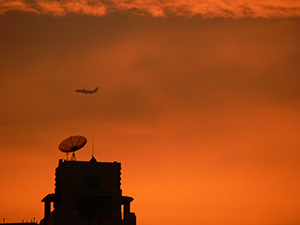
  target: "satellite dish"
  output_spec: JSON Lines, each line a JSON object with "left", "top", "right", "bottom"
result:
{"left": 59, "top": 135, "right": 87, "bottom": 161}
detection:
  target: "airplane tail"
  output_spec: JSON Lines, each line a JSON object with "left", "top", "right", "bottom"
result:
{"left": 93, "top": 87, "right": 99, "bottom": 92}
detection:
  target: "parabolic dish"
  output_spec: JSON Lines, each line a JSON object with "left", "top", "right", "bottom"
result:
{"left": 59, "top": 135, "right": 87, "bottom": 153}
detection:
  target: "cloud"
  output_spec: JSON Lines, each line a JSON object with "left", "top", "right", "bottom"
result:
{"left": 0, "top": 0, "right": 300, "bottom": 18}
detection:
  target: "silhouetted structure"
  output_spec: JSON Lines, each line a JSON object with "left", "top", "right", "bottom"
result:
{"left": 1, "top": 223, "right": 38, "bottom": 225}
{"left": 40, "top": 157, "right": 136, "bottom": 225}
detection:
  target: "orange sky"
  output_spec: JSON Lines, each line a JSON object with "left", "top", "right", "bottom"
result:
{"left": 1, "top": 1, "right": 300, "bottom": 225}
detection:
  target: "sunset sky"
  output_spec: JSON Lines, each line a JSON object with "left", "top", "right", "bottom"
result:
{"left": 1, "top": 0, "right": 300, "bottom": 224}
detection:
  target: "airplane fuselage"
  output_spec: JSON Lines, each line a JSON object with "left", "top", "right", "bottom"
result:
{"left": 75, "top": 87, "right": 99, "bottom": 94}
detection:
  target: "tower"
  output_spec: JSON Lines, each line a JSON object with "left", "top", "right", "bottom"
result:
{"left": 40, "top": 136, "right": 136, "bottom": 225}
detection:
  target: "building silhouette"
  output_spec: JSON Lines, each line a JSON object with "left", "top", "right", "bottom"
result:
{"left": 1, "top": 223, "right": 37, "bottom": 225}
{"left": 40, "top": 156, "right": 136, "bottom": 225}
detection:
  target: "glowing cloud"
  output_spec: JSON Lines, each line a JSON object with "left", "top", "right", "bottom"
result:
{"left": 0, "top": 0, "right": 299, "bottom": 17}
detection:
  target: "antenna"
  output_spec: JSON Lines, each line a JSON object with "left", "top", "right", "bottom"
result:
{"left": 58, "top": 135, "right": 87, "bottom": 161}
{"left": 92, "top": 140, "right": 94, "bottom": 157}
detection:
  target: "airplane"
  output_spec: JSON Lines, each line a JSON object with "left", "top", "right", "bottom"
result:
{"left": 75, "top": 87, "right": 99, "bottom": 94}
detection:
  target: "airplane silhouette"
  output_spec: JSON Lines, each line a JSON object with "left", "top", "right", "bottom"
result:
{"left": 75, "top": 87, "right": 99, "bottom": 94}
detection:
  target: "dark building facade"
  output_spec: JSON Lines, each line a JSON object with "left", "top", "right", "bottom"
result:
{"left": 40, "top": 157, "right": 136, "bottom": 225}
